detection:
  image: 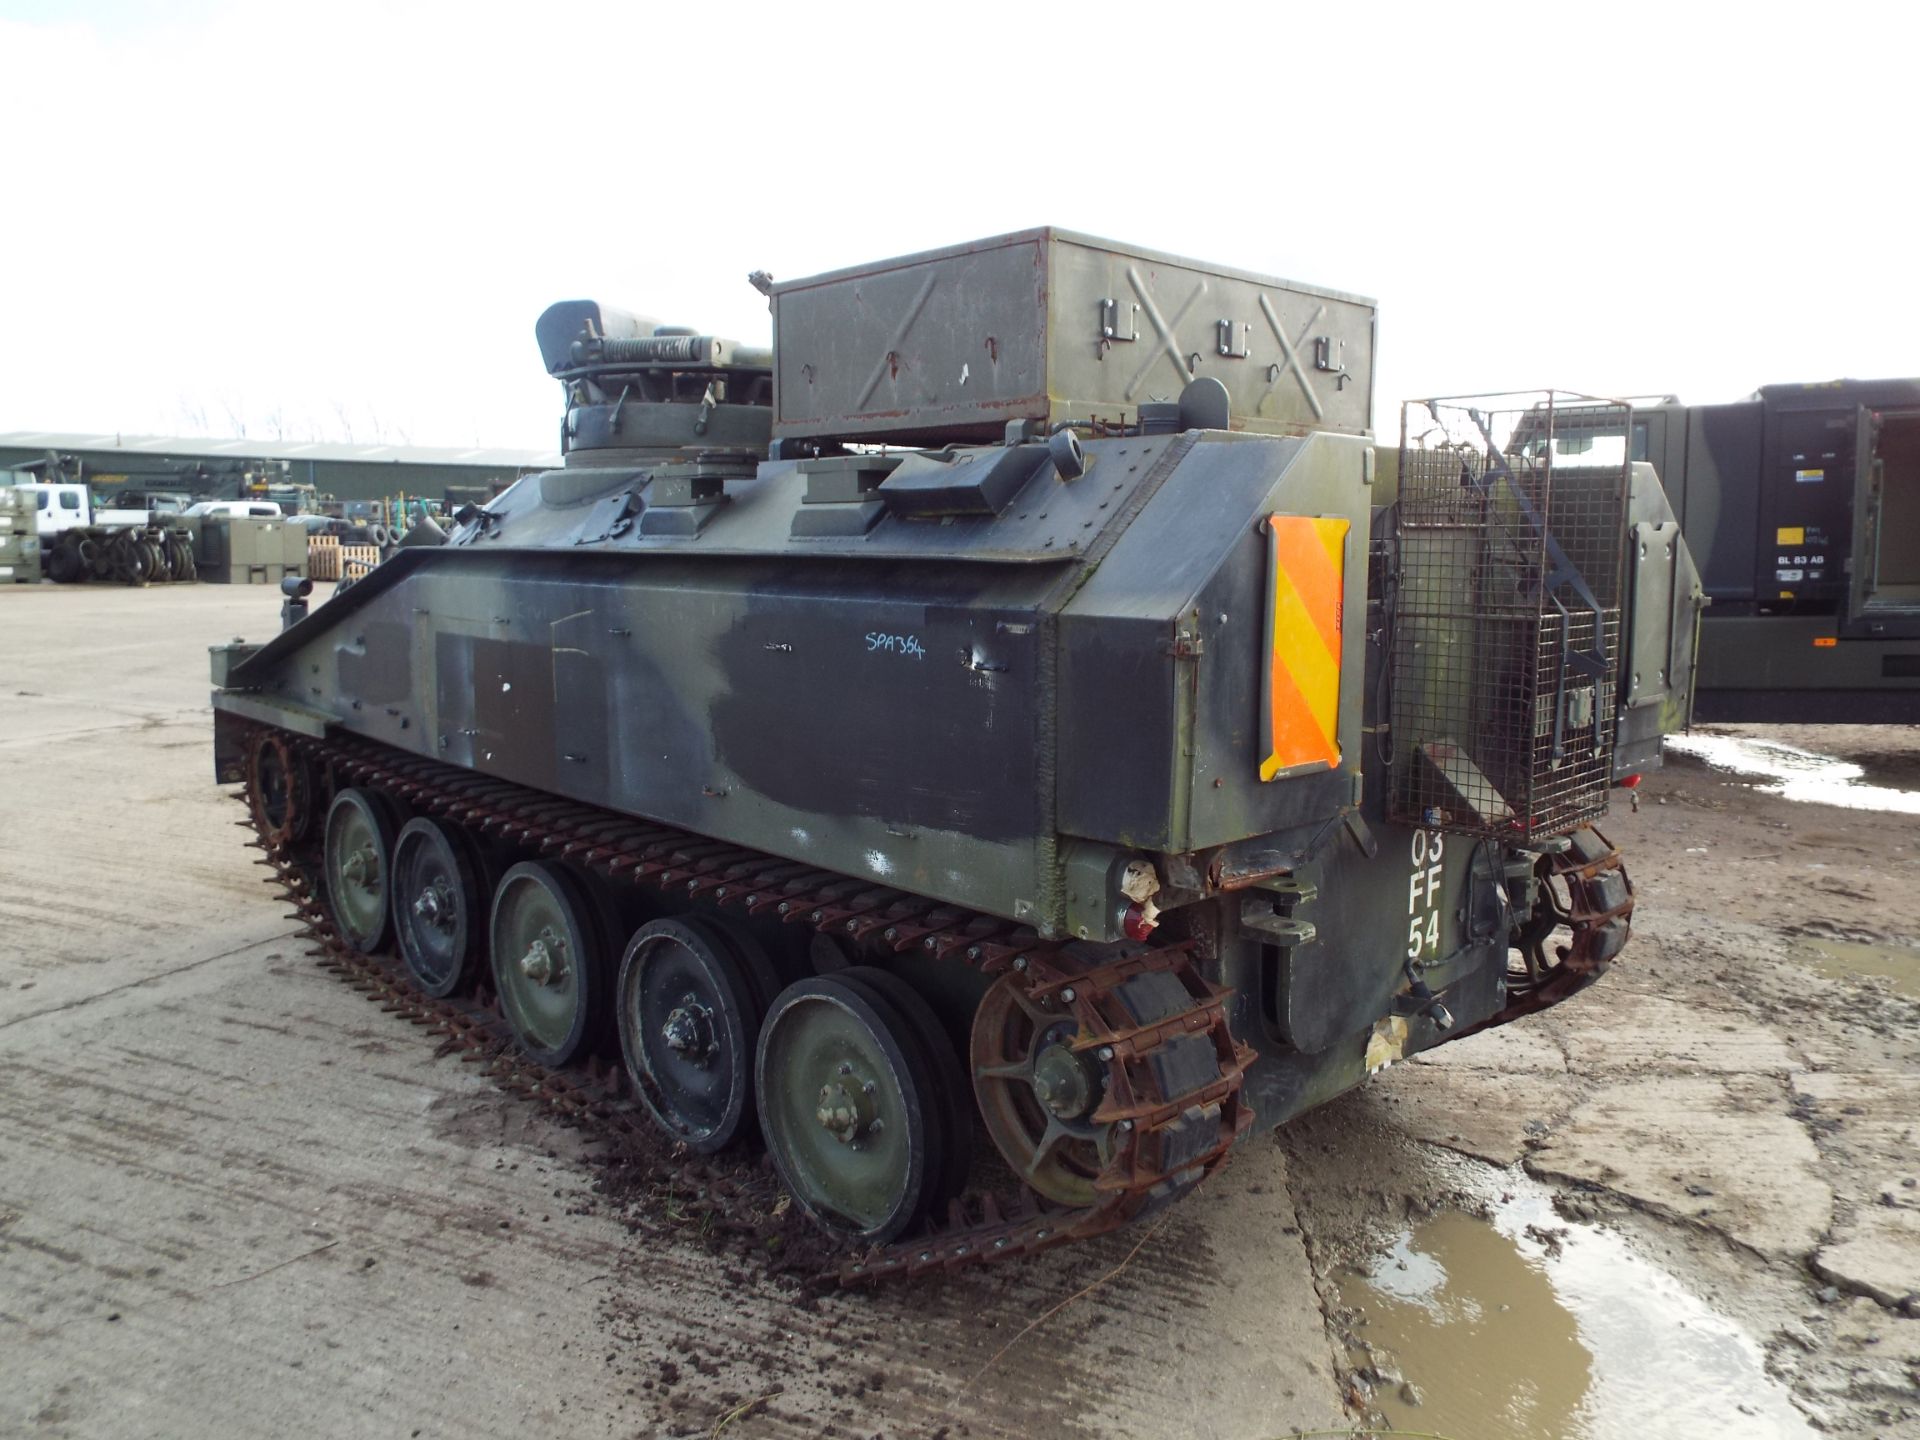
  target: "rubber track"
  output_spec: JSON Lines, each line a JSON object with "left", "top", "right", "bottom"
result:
{"left": 242, "top": 725, "right": 1255, "bottom": 1284}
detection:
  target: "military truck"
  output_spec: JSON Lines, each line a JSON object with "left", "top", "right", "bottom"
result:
{"left": 209, "top": 230, "right": 1701, "bottom": 1279}
{"left": 1626, "top": 379, "right": 1920, "bottom": 721}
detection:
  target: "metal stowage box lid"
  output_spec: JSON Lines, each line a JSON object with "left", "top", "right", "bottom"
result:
{"left": 769, "top": 228, "right": 1376, "bottom": 445}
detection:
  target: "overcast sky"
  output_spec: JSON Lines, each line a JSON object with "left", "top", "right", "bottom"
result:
{"left": 3, "top": 1, "right": 1914, "bottom": 454}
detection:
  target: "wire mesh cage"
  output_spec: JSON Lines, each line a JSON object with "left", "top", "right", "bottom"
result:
{"left": 1388, "top": 392, "right": 1630, "bottom": 840}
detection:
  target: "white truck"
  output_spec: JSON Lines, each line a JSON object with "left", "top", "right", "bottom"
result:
{"left": 5, "top": 480, "right": 280, "bottom": 536}
{"left": 12, "top": 479, "right": 89, "bottom": 536}
{"left": 2, "top": 480, "right": 202, "bottom": 585}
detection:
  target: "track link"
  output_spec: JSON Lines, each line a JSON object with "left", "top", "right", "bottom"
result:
{"left": 241, "top": 724, "right": 1254, "bottom": 1284}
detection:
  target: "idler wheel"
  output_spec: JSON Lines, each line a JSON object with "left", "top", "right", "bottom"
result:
{"left": 246, "top": 731, "right": 312, "bottom": 848}
{"left": 391, "top": 817, "right": 484, "bottom": 998}
{"left": 323, "top": 787, "right": 398, "bottom": 954}
{"left": 617, "top": 917, "right": 772, "bottom": 1153}
{"left": 970, "top": 973, "right": 1117, "bottom": 1207}
{"left": 755, "top": 974, "right": 945, "bottom": 1243}
{"left": 489, "top": 861, "right": 604, "bottom": 1067}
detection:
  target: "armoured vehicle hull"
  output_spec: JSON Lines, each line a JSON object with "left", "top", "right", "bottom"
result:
{"left": 211, "top": 234, "right": 1698, "bottom": 1279}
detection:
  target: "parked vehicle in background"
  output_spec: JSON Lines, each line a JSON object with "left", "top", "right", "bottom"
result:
{"left": 2, "top": 478, "right": 198, "bottom": 585}
{"left": 4, "top": 450, "right": 317, "bottom": 518}
{"left": 184, "top": 499, "right": 283, "bottom": 519}
{"left": 115, "top": 490, "right": 194, "bottom": 515}
{"left": 16, "top": 482, "right": 92, "bottom": 537}
{"left": 1601, "top": 379, "right": 1920, "bottom": 722}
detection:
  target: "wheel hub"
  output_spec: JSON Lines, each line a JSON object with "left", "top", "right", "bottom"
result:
{"left": 413, "top": 878, "right": 455, "bottom": 931}
{"left": 1031, "top": 1041, "right": 1100, "bottom": 1121}
{"left": 815, "top": 1062, "right": 880, "bottom": 1146}
{"left": 661, "top": 994, "right": 717, "bottom": 1062}
{"left": 341, "top": 844, "right": 379, "bottom": 890}
{"left": 519, "top": 928, "right": 564, "bottom": 986}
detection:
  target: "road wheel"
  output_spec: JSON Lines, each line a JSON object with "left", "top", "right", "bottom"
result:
{"left": 489, "top": 861, "right": 603, "bottom": 1067}
{"left": 755, "top": 974, "right": 944, "bottom": 1243}
{"left": 839, "top": 966, "right": 972, "bottom": 1208}
{"left": 617, "top": 917, "right": 767, "bottom": 1152}
{"left": 391, "top": 818, "right": 483, "bottom": 997}
{"left": 323, "top": 788, "right": 398, "bottom": 954}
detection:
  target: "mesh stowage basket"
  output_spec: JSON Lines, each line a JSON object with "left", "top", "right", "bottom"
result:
{"left": 1388, "top": 393, "right": 1629, "bottom": 840}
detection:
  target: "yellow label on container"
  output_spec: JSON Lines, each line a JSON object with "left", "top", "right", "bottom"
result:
{"left": 1776, "top": 526, "right": 1806, "bottom": 545}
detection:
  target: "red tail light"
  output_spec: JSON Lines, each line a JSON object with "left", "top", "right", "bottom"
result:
{"left": 1121, "top": 902, "right": 1158, "bottom": 941}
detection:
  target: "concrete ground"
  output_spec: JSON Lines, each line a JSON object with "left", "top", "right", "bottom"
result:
{"left": 6, "top": 582, "right": 1918, "bottom": 1439}
{"left": 0, "top": 584, "right": 1342, "bottom": 1440}
{"left": 1283, "top": 723, "right": 1920, "bottom": 1436}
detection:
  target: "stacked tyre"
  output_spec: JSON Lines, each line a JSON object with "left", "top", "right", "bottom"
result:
{"left": 43, "top": 524, "right": 197, "bottom": 585}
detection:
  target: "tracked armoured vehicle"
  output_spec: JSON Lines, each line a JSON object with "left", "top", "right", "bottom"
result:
{"left": 211, "top": 230, "right": 1703, "bottom": 1279}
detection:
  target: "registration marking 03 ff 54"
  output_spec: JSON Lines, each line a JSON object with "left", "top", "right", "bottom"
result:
{"left": 1407, "top": 829, "right": 1444, "bottom": 960}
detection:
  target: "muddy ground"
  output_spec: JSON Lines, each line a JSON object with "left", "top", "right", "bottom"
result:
{"left": 1285, "top": 720, "right": 1920, "bottom": 1437}
{"left": 3, "top": 583, "right": 1918, "bottom": 1439}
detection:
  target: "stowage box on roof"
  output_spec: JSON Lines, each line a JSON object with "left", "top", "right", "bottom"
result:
{"left": 768, "top": 228, "right": 1376, "bottom": 445}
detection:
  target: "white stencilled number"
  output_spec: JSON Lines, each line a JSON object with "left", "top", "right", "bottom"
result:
{"left": 1405, "top": 909, "right": 1441, "bottom": 958}
{"left": 1406, "top": 829, "right": 1445, "bottom": 960}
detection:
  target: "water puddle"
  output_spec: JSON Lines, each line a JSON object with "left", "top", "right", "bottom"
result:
{"left": 1334, "top": 1177, "right": 1812, "bottom": 1439}
{"left": 1803, "top": 935, "right": 1920, "bottom": 997}
{"left": 1664, "top": 732, "right": 1920, "bottom": 814}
